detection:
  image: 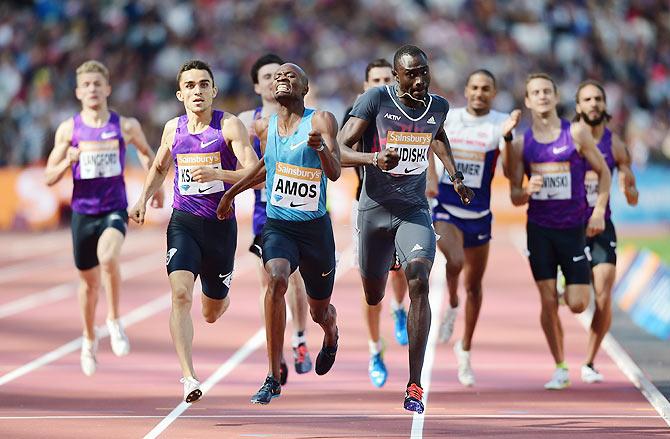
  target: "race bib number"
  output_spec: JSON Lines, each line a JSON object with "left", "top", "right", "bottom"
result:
{"left": 271, "top": 162, "right": 321, "bottom": 211}
{"left": 78, "top": 140, "right": 122, "bottom": 179}
{"left": 176, "top": 153, "right": 225, "bottom": 195}
{"left": 440, "top": 149, "right": 486, "bottom": 188}
{"left": 585, "top": 170, "right": 598, "bottom": 207}
{"left": 530, "top": 161, "right": 572, "bottom": 200}
{"left": 385, "top": 131, "right": 431, "bottom": 175}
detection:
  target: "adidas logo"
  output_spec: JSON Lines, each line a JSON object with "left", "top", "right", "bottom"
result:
{"left": 427, "top": 116, "right": 436, "bottom": 125}
{"left": 411, "top": 244, "right": 424, "bottom": 252}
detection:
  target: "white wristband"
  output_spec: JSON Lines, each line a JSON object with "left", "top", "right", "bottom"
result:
{"left": 315, "top": 141, "right": 325, "bottom": 152}
{"left": 372, "top": 151, "right": 379, "bottom": 167}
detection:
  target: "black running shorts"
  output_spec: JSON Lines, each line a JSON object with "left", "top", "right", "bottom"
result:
{"left": 526, "top": 221, "right": 590, "bottom": 284}
{"left": 166, "top": 209, "right": 237, "bottom": 300}
{"left": 71, "top": 209, "right": 128, "bottom": 270}
{"left": 586, "top": 218, "right": 617, "bottom": 267}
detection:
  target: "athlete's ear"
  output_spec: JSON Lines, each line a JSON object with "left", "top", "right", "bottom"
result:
{"left": 303, "top": 84, "right": 309, "bottom": 97}
{"left": 176, "top": 90, "right": 184, "bottom": 102}
{"left": 212, "top": 85, "right": 218, "bottom": 99}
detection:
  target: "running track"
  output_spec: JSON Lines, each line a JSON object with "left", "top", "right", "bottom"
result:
{"left": 0, "top": 222, "right": 668, "bottom": 438}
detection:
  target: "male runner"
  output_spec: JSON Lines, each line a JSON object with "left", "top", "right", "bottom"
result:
{"left": 574, "top": 80, "right": 639, "bottom": 383}
{"left": 343, "top": 58, "right": 409, "bottom": 388}
{"left": 129, "top": 60, "right": 258, "bottom": 402}
{"left": 508, "top": 73, "right": 611, "bottom": 390}
{"left": 238, "top": 54, "right": 312, "bottom": 384}
{"left": 427, "top": 69, "right": 520, "bottom": 386}
{"left": 338, "top": 45, "right": 474, "bottom": 413}
{"left": 45, "top": 60, "right": 163, "bottom": 376}
{"left": 217, "top": 63, "right": 341, "bottom": 405}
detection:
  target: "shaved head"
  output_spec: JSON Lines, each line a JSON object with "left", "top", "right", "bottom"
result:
{"left": 277, "top": 63, "right": 308, "bottom": 87}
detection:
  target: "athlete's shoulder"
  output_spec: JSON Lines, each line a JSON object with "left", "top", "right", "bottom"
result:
{"left": 429, "top": 93, "right": 449, "bottom": 110}
{"left": 489, "top": 109, "right": 509, "bottom": 123}
{"left": 162, "top": 116, "right": 180, "bottom": 134}
{"left": 119, "top": 115, "right": 141, "bottom": 132}
{"left": 237, "top": 109, "right": 255, "bottom": 128}
{"left": 444, "top": 107, "right": 464, "bottom": 124}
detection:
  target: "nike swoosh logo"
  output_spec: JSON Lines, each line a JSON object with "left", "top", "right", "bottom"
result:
{"left": 290, "top": 140, "right": 307, "bottom": 150}
{"left": 200, "top": 139, "right": 217, "bottom": 148}
{"left": 199, "top": 186, "right": 214, "bottom": 193}
{"left": 552, "top": 146, "right": 568, "bottom": 154}
{"left": 405, "top": 167, "right": 420, "bottom": 174}
{"left": 572, "top": 255, "right": 585, "bottom": 262}
{"left": 100, "top": 131, "right": 116, "bottom": 140}
{"left": 218, "top": 271, "right": 232, "bottom": 278}
{"left": 321, "top": 267, "right": 334, "bottom": 277}
{"left": 477, "top": 234, "right": 489, "bottom": 240}
{"left": 290, "top": 201, "right": 307, "bottom": 207}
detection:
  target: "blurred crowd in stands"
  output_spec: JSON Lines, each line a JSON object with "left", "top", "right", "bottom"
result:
{"left": 0, "top": 0, "right": 668, "bottom": 167}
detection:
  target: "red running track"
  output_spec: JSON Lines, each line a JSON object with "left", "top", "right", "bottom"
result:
{"left": 0, "top": 223, "right": 667, "bottom": 438}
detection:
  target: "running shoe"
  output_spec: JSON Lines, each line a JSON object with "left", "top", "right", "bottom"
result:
{"left": 453, "top": 340, "right": 475, "bottom": 387}
{"left": 80, "top": 335, "right": 98, "bottom": 376}
{"left": 315, "top": 328, "right": 338, "bottom": 376}
{"left": 180, "top": 376, "right": 202, "bottom": 403}
{"left": 251, "top": 375, "right": 281, "bottom": 404}
{"left": 581, "top": 364, "right": 604, "bottom": 383}
{"left": 106, "top": 318, "right": 130, "bottom": 357}
{"left": 392, "top": 308, "right": 409, "bottom": 346}
{"left": 438, "top": 305, "right": 458, "bottom": 343}
{"left": 279, "top": 359, "right": 288, "bottom": 385}
{"left": 544, "top": 367, "right": 570, "bottom": 390}
{"left": 368, "top": 352, "right": 388, "bottom": 388}
{"left": 293, "top": 343, "right": 312, "bottom": 374}
{"left": 403, "top": 383, "right": 424, "bottom": 414}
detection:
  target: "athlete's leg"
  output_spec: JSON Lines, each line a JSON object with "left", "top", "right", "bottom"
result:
{"left": 536, "top": 279, "right": 563, "bottom": 364}
{"left": 78, "top": 266, "right": 101, "bottom": 341}
{"left": 390, "top": 269, "right": 407, "bottom": 303}
{"left": 434, "top": 221, "right": 464, "bottom": 309}
{"left": 264, "top": 258, "right": 291, "bottom": 380}
{"left": 404, "top": 258, "right": 432, "bottom": 387}
{"left": 201, "top": 295, "right": 230, "bottom": 323}
{"left": 168, "top": 270, "right": 198, "bottom": 379}
{"left": 461, "top": 243, "right": 489, "bottom": 351}
{"left": 287, "top": 271, "right": 308, "bottom": 339}
{"left": 586, "top": 263, "right": 615, "bottom": 364}
{"left": 97, "top": 228, "right": 125, "bottom": 321}
{"left": 564, "top": 284, "right": 589, "bottom": 314}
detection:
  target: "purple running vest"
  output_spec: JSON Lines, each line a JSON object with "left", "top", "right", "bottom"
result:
{"left": 70, "top": 111, "right": 127, "bottom": 215}
{"left": 171, "top": 110, "right": 237, "bottom": 220}
{"left": 251, "top": 106, "right": 267, "bottom": 235}
{"left": 584, "top": 128, "right": 616, "bottom": 221}
{"left": 523, "top": 119, "right": 587, "bottom": 229}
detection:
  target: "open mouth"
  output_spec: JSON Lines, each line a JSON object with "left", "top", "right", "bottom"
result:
{"left": 276, "top": 83, "right": 290, "bottom": 93}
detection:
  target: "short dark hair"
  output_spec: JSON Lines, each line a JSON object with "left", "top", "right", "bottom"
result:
{"left": 176, "top": 60, "right": 214, "bottom": 88}
{"left": 393, "top": 45, "right": 427, "bottom": 70}
{"left": 466, "top": 69, "right": 496, "bottom": 88}
{"left": 251, "top": 53, "right": 284, "bottom": 84}
{"left": 525, "top": 72, "right": 557, "bottom": 96}
{"left": 365, "top": 58, "right": 392, "bottom": 82}
{"left": 573, "top": 79, "right": 612, "bottom": 123}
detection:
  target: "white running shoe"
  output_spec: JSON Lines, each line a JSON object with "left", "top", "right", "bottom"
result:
{"left": 453, "top": 340, "right": 475, "bottom": 387}
{"left": 544, "top": 367, "right": 570, "bottom": 390}
{"left": 80, "top": 335, "right": 98, "bottom": 376}
{"left": 438, "top": 305, "right": 458, "bottom": 343}
{"left": 581, "top": 364, "right": 604, "bottom": 383}
{"left": 180, "top": 376, "right": 202, "bottom": 403}
{"left": 106, "top": 318, "right": 130, "bottom": 357}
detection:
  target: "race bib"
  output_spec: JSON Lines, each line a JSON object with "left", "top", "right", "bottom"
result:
{"left": 585, "top": 170, "right": 598, "bottom": 207}
{"left": 78, "top": 140, "right": 122, "bottom": 179}
{"left": 530, "top": 161, "right": 572, "bottom": 200}
{"left": 176, "top": 153, "right": 225, "bottom": 195}
{"left": 385, "top": 131, "right": 431, "bottom": 175}
{"left": 271, "top": 162, "right": 321, "bottom": 211}
{"left": 441, "top": 148, "right": 486, "bottom": 188}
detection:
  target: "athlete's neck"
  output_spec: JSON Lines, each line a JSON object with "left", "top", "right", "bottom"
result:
{"left": 186, "top": 108, "right": 213, "bottom": 134}
{"left": 261, "top": 99, "right": 280, "bottom": 117}
{"left": 531, "top": 110, "right": 561, "bottom": 132}
{"left": 80, "top": 107, "right": 110, "bottom": 128}
{"left": 466, "top": 107, "right": 489, "bottom": 117}
{"left": 590, "top": 123, "right": 606, "bottom": 141}
{"left": 276, "top": 102, "right": 305, "bottom": 136}
{"left": 395, "top": 84, "right": 427, "bottom": 109}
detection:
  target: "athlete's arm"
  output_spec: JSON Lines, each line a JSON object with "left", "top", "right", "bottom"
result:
{"left": 338, "top": 116, "right": 399, "bottom": 170}
{"left": 216, "top": 157, "right": 267, "bottom": 220}
{"left": 310, "top": 110, "right": 341, "bottom": 181}
{"left": 121, "top": 116, "right": 164, "bottom": 208}
{"left": 500, "top": 109, "right": 521, "bottom": 178}
{"left": 572, "top": 123, "right": 611, "bottom": 237}
{"left": 129, "top": 118, "right": 177, "bottom": 224}
{"left": 612, "top": 133, "right": 638, "bottom": 206}
{"left": 432, "top": 125, "right": 474, "bottom": 205}
{"left": 45, "top": 119, "right": 77, "bottom": 186}
{"left": 508, "top": 137, "right": 542, "bottom": 206}
{"left": 425, "top": 151, "right": 439, "bottom": 198}
{"left": 191, "top": 113, "right": 259, "bottom": 184}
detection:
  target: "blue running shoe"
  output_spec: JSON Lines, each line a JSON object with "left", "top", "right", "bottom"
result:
{"left": 403, "top": 383, "right": 424, "bottom": 414}
{"left": 368, "top": 352, "right": 388, "bottom": 388}
{"left": 393, "top": 308, "right": 408, "bottom": 346}
{"left": 251, "top": 375, "right": 281, "bottom": 404}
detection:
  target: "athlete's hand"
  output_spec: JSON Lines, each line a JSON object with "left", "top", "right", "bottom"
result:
{"left": 129, "top": 201, "right": 146, "bottom": 225}
{"left": 308, "top": 130, "right": 324, "bottom": 151}
{"left": 376, "top": 148, "right": 400, "bottom": 170}
{"left": 425, "top": 177, "right": 438, "bottom": 198}
{"left": 192, "top": 166, "right": 220, "bottom": 183}
{"left": 66, "top": 147, "right": 80, "bottom": 164}
{"left": 150, "top": 188, "right": 164, "bottom": 208}
{"left": 619, "top": 172, "right": 639, "bottom": 206}
{"left": 502, "top": 109, "right": 522, "bottom": 138}
{"left": 454, "top": 181, "right": 475, "bottom": 205}
{"left": 526, "top": 174, "right": 543, "bottom": 195}
{"left": 586, "top": 212, "right": 605, "bottom": 237}
{"left": 217, "top": 191, "right": 234, "bottom": 220}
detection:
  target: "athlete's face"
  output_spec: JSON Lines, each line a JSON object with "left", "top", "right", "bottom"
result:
{"left": 176, "top": 69, "right": 217, "bottom": 113}
{"left": 525, "top": 78, "right": 558, "bottom": 115}
{"left": 364, "top": 66, "right": 393, "bottom": 91}
{"left": 255, "top": 63, "right": 281, "bottom": 103}
{"left": 394, "top": 54, "right": 431, "bottom": 101}
{"left": 75, "top": 72, "right": 111, "bottom": 109}
{"left": 465, "top": 73, "right": 496, "bottom": 115}
{"left": 273, "top": 64, "right": 308, "bottom": 101}
{"left": 576, "top": 84, "right": 607, "bottom": 126}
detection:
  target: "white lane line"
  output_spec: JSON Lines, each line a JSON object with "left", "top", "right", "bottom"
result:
{"left": 0, "top": 257, "right": 69, "bottom": 282}
{"left": 410, "top": 252, "right": 446, "bottom": 439}
{"left": 0, "top": 252, "right": 159, "bottom": 319}
{"left": 508, "top": 226, "right": 670, "bottom": 428}
{"left": 143, "top": 245, "right": 355, "bottom": 439}
{"left": 1, "top": 414, "right": 663, "bottom": 420}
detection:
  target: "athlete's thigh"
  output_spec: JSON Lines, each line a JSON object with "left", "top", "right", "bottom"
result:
{"left": 526, "top": 221, "right": 558, "bottom": 281}
{"left": 587, "top": 219, "right": 617, "bottom": 267}
{"left": 262, "top": 219, "right": 300, "bottom": 273}
{"left": 434, "top": 220, "right": 464, "bottom": 265}
{"left": 298, "top": 215, "right": 336, "bottom": 300}
{"left": 358, "top": 206, "right": 395, "bottom": 280}
{"left": 200, "top": 219, "right": 237, "bottom": 300}
{"left": 71, "top": 212, "right": 101, "bottom": 270}
{"left": 166, "top": 212, "right": 202, "bottom": 276}
{"left": 555, "top": 226, "right": 590, "bottom": 286}
{"left": 395, "top": 208, "right": 436, "bottom": 268}
{"left": 463, "top": 242, "right": 490, "bottom": 285}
